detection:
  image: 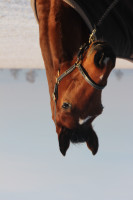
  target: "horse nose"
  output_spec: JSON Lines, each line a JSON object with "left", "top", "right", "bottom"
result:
{"left": 94, "top": 45, "right": 116, "bottom": 68}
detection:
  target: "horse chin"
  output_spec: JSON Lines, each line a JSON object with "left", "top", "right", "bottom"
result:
{"left": 58, "top": 124, "right": 99, "bottom": 156}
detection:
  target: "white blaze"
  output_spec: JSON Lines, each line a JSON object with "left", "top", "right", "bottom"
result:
{"left": 79, "top": 115, "right": 92, "bottom": 125}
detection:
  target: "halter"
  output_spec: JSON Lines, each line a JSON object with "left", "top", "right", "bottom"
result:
{"left": 52, "top": 0, "right": 120, "bottom": 103}
{"left": 52, "top": 0, "right": 120, "bottom": 123}
{"left": 52, "top": 42, "right": 106, "bottom": 103}
{"left": 30, "top": 0, "right": 119, "bottom": 123}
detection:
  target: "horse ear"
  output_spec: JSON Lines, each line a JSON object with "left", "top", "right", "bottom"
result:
{"left": 58, "top": 127, "right": 70, "bottom": 156}
{"left": 86, "top": 125, "right": 99, "bottom": 155}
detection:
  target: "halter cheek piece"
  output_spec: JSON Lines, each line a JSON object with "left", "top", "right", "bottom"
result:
{"left": 53, "top": 42, "right": 106, "bottom": 103}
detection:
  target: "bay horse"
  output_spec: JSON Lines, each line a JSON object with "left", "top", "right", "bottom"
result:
{"left": 31, "top": 0, "right": 133, "bottom": 156}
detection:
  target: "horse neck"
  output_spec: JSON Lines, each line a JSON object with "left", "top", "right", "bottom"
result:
{"left": 37, "top": 0, "right": 89, "bottom": 99}
{"left": 36, "top": 0, "right": 56, "bottom": 98}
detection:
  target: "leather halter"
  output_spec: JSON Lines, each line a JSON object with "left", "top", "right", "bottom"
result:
{"left": 31, "top": 0, "right": 119, "bottom": 124}
{"left": 53, "top": 42, "right": 106, "bottom": 103}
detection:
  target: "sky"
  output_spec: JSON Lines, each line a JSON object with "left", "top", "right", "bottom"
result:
{"left": 0, "top": 69, "right": 133, "bottom": 200}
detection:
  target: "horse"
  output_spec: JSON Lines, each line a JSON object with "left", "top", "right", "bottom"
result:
{"left": 31, "top": 0, "right": 133, "bottom": 156}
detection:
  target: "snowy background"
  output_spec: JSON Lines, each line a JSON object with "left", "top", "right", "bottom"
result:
{"left": 0, "top": 0, "right": 132, "bottom": 69}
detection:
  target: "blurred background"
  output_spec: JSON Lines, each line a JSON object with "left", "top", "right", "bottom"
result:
{"left": 0, "top": 1, "right": 133, "bottom": 200}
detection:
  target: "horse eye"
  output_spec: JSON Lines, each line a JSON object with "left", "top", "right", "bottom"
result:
{"left": 62, "top": 102, "right": 71, "bottom": 109}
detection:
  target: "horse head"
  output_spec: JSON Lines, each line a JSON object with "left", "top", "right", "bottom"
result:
{"left": 33, "top": 0, "right": 133, "bottom": 157}
{"left": 53, "top": 41, "right": 116, "bottom": 156}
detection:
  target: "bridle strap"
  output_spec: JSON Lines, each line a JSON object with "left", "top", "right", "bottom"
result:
{"left": 53, "top": 56, "right": 106, "bottom": 103}
{"left": 56, "top": 62, "right": 105, "bottom": 90}
{"left": 57, "top": 64, "right": 76, "bottom": 84}
{"left": 76, "top": 64, "right": 106, "bottom": 90}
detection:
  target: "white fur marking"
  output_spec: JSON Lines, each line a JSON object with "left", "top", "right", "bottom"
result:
{"left": 79, "top": 115, "right": 92, "bottom": 125}
{"left": 100, "top": 74, "right": 104, "bottom": 80}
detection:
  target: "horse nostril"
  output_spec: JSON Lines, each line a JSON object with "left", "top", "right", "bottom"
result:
{"left": 94, "top": 51, "right": 114, "bottom": 68}
{"left": 94, "top": 51, "right": 105, "bottom": 68}
{"left": 94, "top": 44, "right": 116, "bottom": 69}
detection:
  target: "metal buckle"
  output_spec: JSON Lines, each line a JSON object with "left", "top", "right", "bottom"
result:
{"left": 89, "top": 29, "right": 96, "bottom": 44}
